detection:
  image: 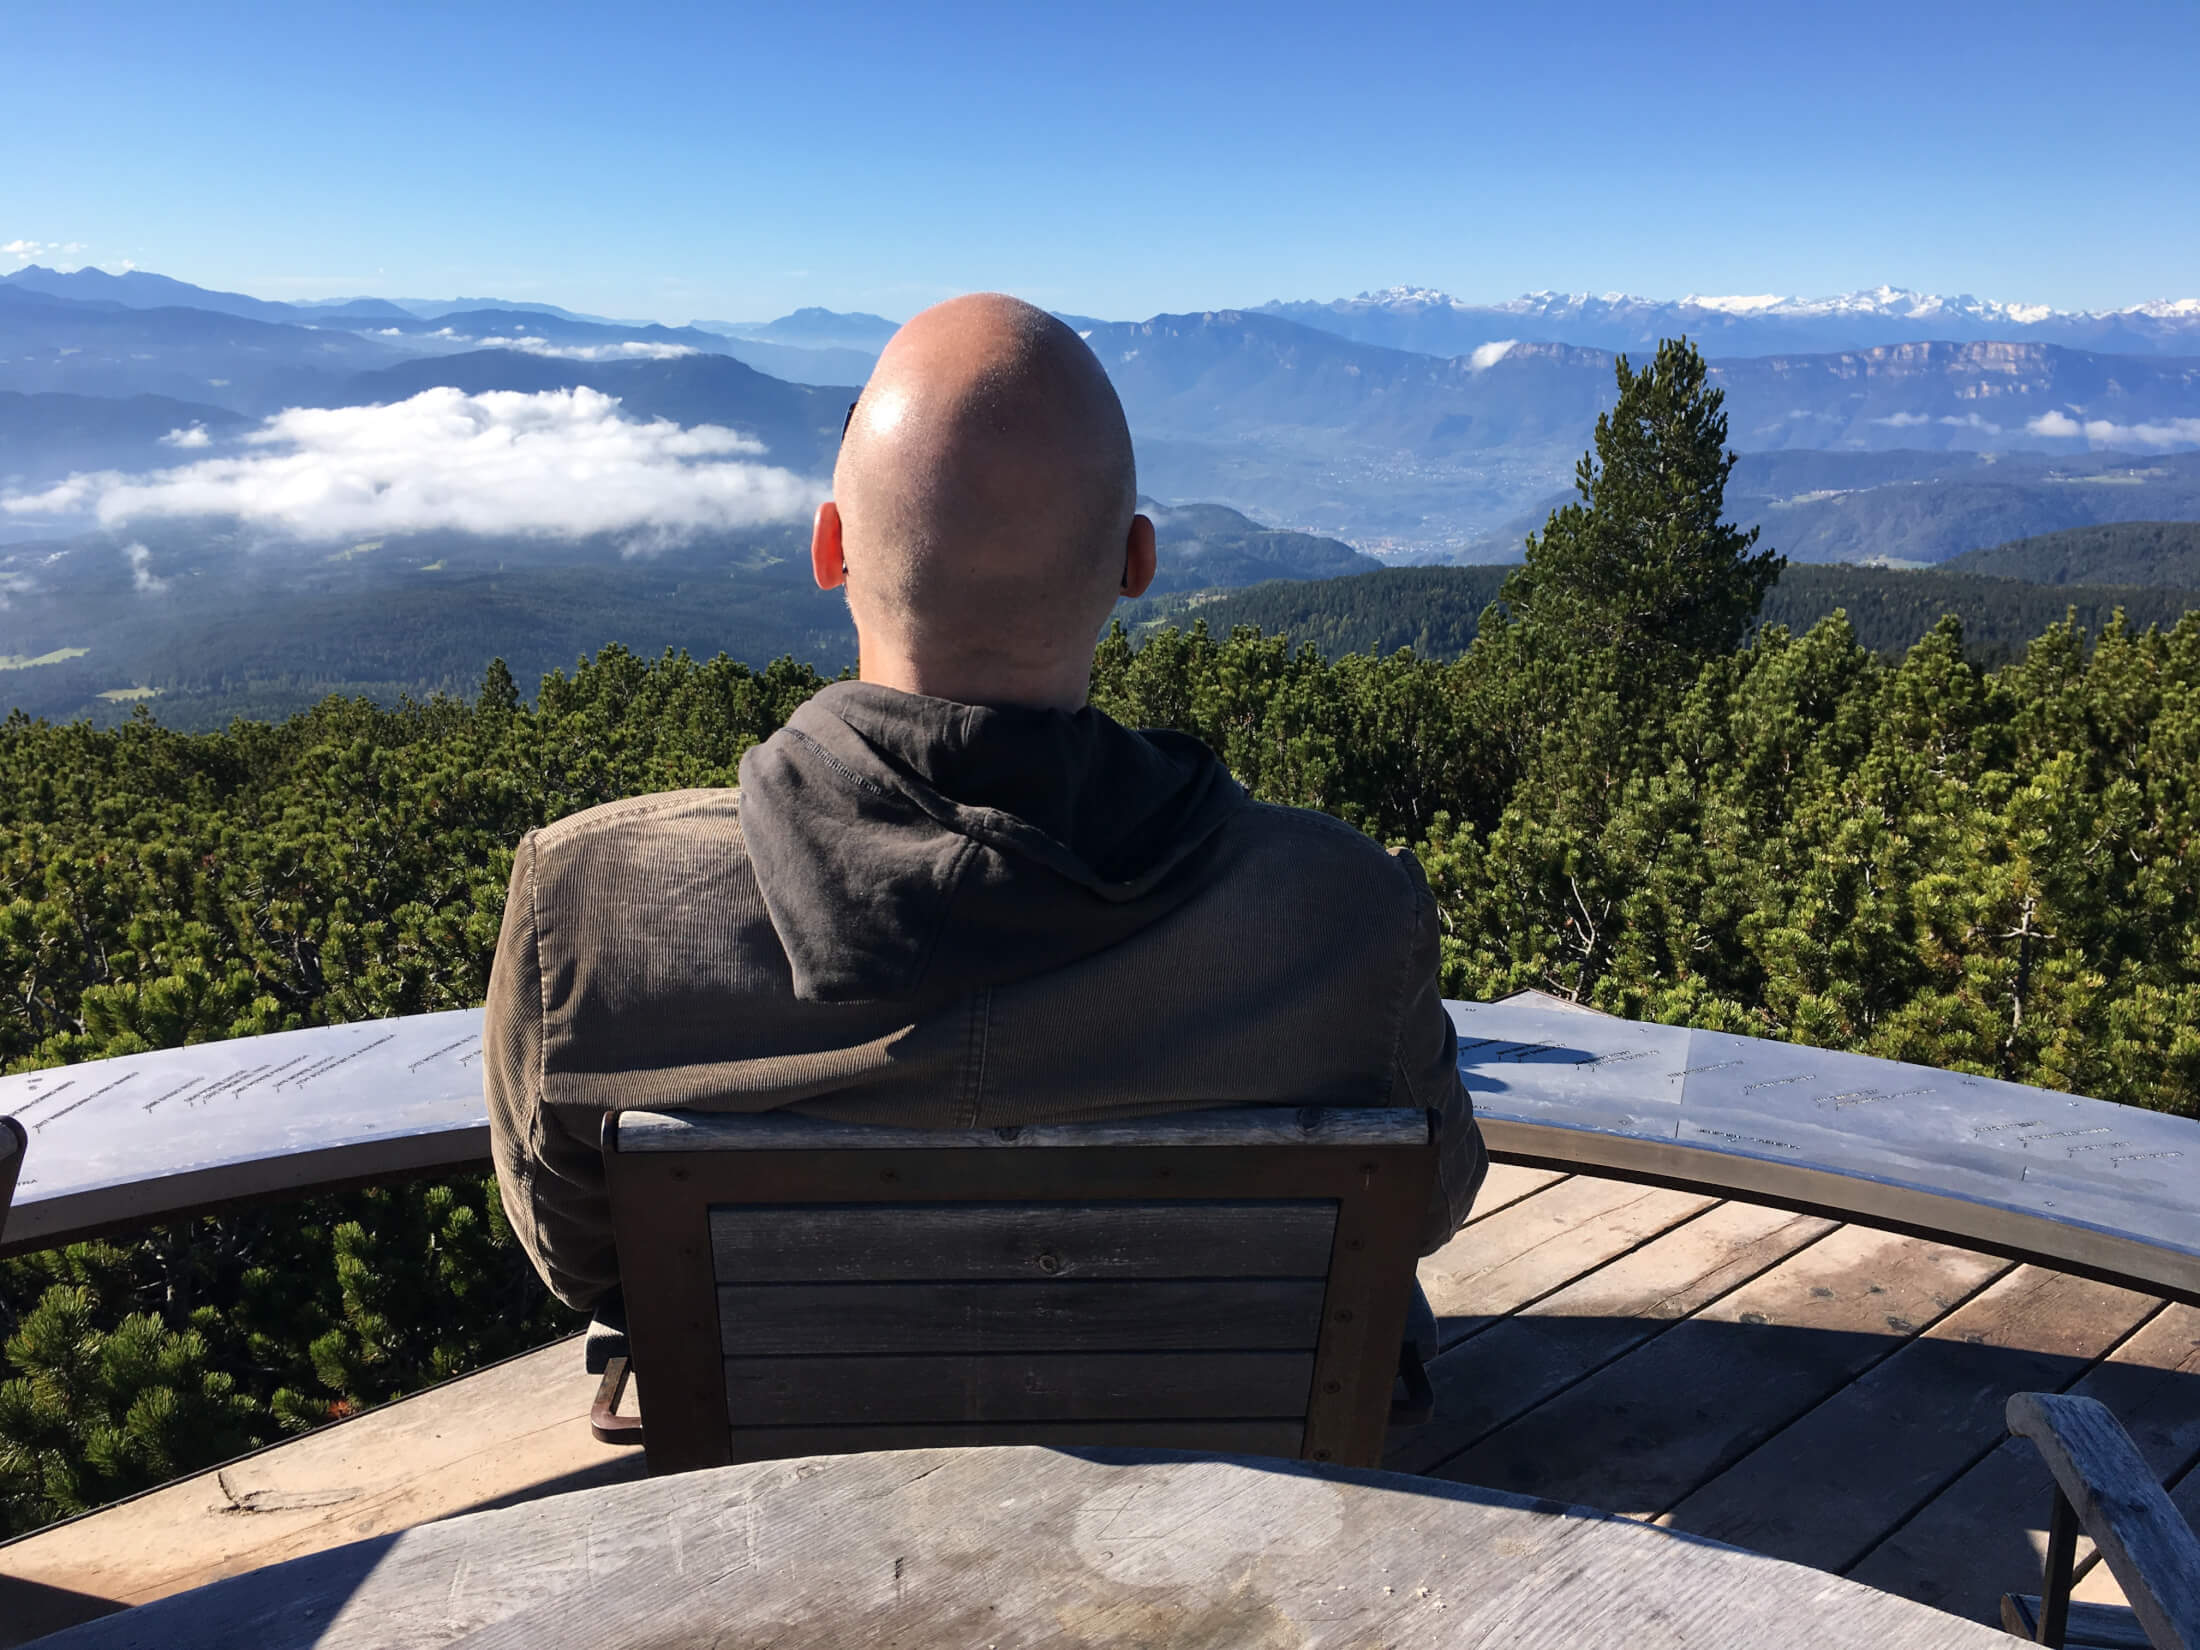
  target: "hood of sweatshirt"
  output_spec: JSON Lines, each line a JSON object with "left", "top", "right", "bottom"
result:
{"left": 735, "top": 681, "right": 1246, "bottom": 1005}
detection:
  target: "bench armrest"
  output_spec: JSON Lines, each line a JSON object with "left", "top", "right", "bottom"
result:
{"left": 2006, "top": 1391, "right": 2200, "bottom": 1650}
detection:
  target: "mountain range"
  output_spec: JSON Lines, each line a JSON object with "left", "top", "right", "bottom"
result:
{"left": 6, "top": 265, "right": 2200, "bottom": 562}
{"left": 1264, "top": 286, "right": 2200, "bottom": 359}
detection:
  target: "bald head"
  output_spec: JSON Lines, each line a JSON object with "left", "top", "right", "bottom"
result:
{"left": 813, "top": 293, "right": 1154, "bottom": 710}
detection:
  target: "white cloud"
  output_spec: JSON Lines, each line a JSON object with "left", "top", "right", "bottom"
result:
{"left": 159, "top": 424, "right": 212, "bottom": 448}
{"left": 123, "top": 542, "right": 168, "bottom": 594}
{"left": 1871, "top": 411, "right": 1932, "bottom": 427}
{"left": 4, "top": 238, "right": 87, "bottom": 265}
{"left": 1467, "top": 339, "right": 1518, "bottom": 371}
{"left": 418, "top": 327, "right": 698, "bottom": 363}
{"left": 409, "top": 325, "right": 690, "bottom": 360}
{"left": 1938, "top": 413, "right": 2001, "bottom": 433}
{"left": 2026, "top": 409, "right": 2200, "bottom": 449}
{"left": 1, "top": 386, "right": 823, "bottom": 548}
{"left": 477, "top": 334, "right": 699, "bottom": 363}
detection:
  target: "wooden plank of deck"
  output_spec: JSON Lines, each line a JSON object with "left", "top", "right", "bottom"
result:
{"left": 1415, "top": 1222, "right": 2013, "bottom": 1514}
{"left": 1660, "top": 1266, "right": 2160, "bottom": 1572}
{"left": 0, "top": 1333, "right": 636, "bottom": 1647}
{"left": 1386, "top": 1200, "right": 1835, "bottom": 1475}
{"left": 1464, "top": 1162, "right": 1570, "bottom": 1220}
{"left": 1843, "top": 1303, "right": 2200, "bottom": 1623}
{"left": 1416, "top": 1175, "right": 1718, "bottom": 1342}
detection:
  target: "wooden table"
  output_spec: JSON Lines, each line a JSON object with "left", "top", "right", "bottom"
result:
{"left": 32, "top": 1446, "right": 2016, "bottom": 1649}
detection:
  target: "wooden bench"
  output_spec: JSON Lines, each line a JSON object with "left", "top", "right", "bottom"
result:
{"left": 599, "top": 1105, "right": 1437, "bottom": 1474}
{"left": 2001, "top": 1392, "right": 2200, "bottom": 1650}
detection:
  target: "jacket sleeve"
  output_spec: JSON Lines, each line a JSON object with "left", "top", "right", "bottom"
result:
{"left": 484, "top": 832, "right": 621, "bottom": 1312}
{"left": 1390, "top": 847, "right": 1489, "bottom": 1254}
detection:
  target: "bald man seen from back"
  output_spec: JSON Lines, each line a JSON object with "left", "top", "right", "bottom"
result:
{"left": 484, "top": 294, "right": 1487, "bottom": 1312}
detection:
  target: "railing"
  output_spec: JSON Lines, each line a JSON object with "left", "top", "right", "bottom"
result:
{"left": 2, "top": 992, "right": 2194, "bottom": 1305}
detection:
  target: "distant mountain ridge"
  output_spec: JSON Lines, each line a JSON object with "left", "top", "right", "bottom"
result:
{"left": 1262, "top": 284, "right": 2200, "bottom": 359}
{"left": 692, "top": 308, "right": 900, "bottom": 352}
{"left": 4, "top": 264, "right": 411, "bottom": 326}
{"left": 0, "top": 283, "right": 402, "bottom": 411}
{"left": 1090, "top": 313, "right": 2200, "bottom": 461}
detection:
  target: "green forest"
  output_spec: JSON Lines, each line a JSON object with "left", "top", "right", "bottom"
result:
{"left": 1140, "top": 548, "right": 2200, "bottom": 666}
{"left": 4, "top": 340, "right": 2199, "bottom": 1535}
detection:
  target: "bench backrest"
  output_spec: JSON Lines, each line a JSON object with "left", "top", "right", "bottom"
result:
{"left": 602, "top": 1106, "right": 1435, "bottom": 1474}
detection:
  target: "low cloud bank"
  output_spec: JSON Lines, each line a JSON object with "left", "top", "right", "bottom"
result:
{"left": 407, "top": 326, "right": 698, "bottom": 363}
{"left": 2, "top": 386, "right": 823, "bottom": 546}
{"left": 2026, "top": 409, "right": 2200, "bottom": 449}
{"left": 480, "top": 335, "right": 699, "bottom": 362}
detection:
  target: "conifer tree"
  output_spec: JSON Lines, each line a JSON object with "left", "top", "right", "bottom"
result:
{"left": 1497, "top": 338, "right": 1784, "bottom": 694}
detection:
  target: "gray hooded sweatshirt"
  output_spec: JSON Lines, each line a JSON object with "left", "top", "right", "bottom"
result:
{"left": 486, "top": 681, "right": 1485, "bottom": 1309}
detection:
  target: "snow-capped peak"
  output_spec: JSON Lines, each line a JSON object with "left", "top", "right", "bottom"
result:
{"left": 1323, "top": 284, "right": 2196, "bottom": 326}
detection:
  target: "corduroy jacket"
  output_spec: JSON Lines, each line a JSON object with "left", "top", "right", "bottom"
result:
{"left": 485, "top": 682, "right": 1487, "bottom": 1309}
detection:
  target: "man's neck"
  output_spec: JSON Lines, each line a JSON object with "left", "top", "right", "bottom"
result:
{"left": 855, "top": 644, "right": 1089, "bottom": 713}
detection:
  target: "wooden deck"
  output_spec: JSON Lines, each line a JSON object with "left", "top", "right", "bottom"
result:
{"left": 5, "top": 1164, "right": 2197, "bottom": 1646}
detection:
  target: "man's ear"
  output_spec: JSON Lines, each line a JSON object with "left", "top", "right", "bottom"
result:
{"left": 811, "top": 500, "right": 847, "bottom": 591}
{"left": 1120, "top": 512, "right": 1158, "bottom": 599}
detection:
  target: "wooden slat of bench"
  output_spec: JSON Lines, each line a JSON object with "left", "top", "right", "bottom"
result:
{"left": 1663, "top": 1268, "right": 2160, "bottom": 1576}
{"left": 2007, "top": 1391, "right": 2200, "bottom": 1650}
{"left": 710, "top": 1201, "right": 1338, "bottom": 1283}
{"left": 1385, "top": 1201, "right": 1833, "bottom": 1475}
{"left": 721, "top": 1418, "right": 1308, "bottom": 1463}
{"left": 1415, "top": 1178, "right": 1722, "bottom": 1348}
{"left": 621, "top": 1106, "right": 1428, "bottom": 1152}
{"left": 725, "top": 1351, "right": 1317, "bottom": 1426}
{"left": 1419, "top": 1224, "right": 2011, "bottom": 1514}
{"left": 2002, "top": 1594, "right": 2153, "bottom": 1650}
{"left": 718, "top": 1279, "right": 1329, "bottom": 1356}
{"left": 1846, "top": 1303, "right": 2200, "bottom": 1623}
{"left": 2079, "top": 1463, "right": 2200, "bottom": 1609}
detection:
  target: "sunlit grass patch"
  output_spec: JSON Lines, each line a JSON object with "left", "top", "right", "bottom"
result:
{"left": 0, "top": 646, "right": 90, "bottom": 670}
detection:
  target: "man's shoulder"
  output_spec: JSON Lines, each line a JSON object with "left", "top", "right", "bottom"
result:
{"left": 531, "top": 787, "right": 745, "bottom": 857}
{"left": 524, "top": 789, "right": 749, "bottom": 907}
{"left": 1222, "top": 800, "right": 1425, "bottom": 895}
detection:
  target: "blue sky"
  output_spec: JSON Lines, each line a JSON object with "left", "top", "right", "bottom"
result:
{"left": 7, "top": 0, "right": 2195, "bottom": 324}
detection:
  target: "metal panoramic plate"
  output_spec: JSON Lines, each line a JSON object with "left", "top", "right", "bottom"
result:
{"left": 1452, "top": 992, "right": 2200, "bottom": 1302}
{"left": 0, "top": 1009, "right": 489, "bottom": 1252}
{"left": 2, "top": 995, "right": 2194, "bottom": 1303}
